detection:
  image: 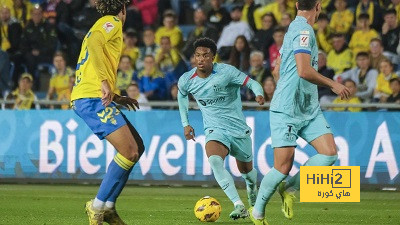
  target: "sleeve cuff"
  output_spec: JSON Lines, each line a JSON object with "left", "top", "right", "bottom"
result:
{"left": 294, "top": 49, "right": 311, "bottom": 55}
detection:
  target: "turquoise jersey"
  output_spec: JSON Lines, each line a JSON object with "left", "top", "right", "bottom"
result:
{"left": 270, "top": 16, "right": 320, "bottom": 120}
{"left": 178, "top": 63, "right": 251, "bottom": 138}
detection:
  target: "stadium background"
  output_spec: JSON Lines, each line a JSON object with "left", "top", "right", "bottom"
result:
{"left": 0, "top": 0, "right": 399, "bottom": 224}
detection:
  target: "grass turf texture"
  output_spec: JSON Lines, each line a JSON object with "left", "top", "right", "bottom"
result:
{"left": 0, "top": 185, "right": 399, "bottom": 225}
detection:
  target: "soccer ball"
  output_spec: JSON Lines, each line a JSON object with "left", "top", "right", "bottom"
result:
{"left": 194, "top": 196, "right": 222, "bottom": 222}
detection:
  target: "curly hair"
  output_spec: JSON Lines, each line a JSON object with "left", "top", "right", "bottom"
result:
{"left": 95, "top": 0, "right": 130, "bottom": 16}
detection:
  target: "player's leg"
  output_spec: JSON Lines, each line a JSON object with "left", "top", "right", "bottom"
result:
{"left": 205, "top": 134, "right": 247, "bottom": 220}
{"left": 230, "top": 136, "right": 258, "bottom": 207}
{"left": 284, "top": 112, "right": 337, "bottom": 193}
{"left": 104, "top": 116, "right": 145, "bottom": 225}
{"left": 250, "top": 111, "right": 298, "bottom": 224}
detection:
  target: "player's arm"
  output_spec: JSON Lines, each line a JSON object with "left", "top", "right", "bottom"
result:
{"left": 295, "top": 53, "right": 350, "bottom": 99}
{"left": 86, "top": 30, "right": 113, "bottom": 106}
{"left": 272, "top": 56, "right": 281, "bottom": 81}
{"left": 245, "top": 78, "right": 265, "bottom": 105}
{"left": 177, "top": 80, "right": 195, "bottom": 141}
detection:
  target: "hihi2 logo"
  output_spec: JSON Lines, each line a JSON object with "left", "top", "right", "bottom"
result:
{"left": 300, "top": 166, "right": 360, "bottom": 202}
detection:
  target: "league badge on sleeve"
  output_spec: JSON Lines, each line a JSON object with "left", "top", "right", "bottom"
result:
{"left": 300, "top": 34, "right": 309, "bottom": 47}
{"left": 103, "top": 22, "right": 115, "bottom": 33}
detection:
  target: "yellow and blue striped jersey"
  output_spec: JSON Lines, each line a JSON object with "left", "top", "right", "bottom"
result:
{"left": 71, "top": 15, "right": 123, "bottom": 101}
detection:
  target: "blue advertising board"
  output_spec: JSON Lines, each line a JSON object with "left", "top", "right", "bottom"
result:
{"left": 0, "top": 110, "right": 399, "bottom": 185}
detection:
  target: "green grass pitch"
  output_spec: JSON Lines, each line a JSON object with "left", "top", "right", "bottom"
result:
{"left": 0, "top": 184, "right": 399, "bottom": 225}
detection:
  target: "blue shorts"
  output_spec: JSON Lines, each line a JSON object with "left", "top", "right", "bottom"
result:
{"left": 72, "top": 98, "right": 127, "bottom": 140}
{"left": 270, "top": 110, "right": 332, "bottom": 148}
{"left": 205, "top": 128, "right": 253, "bottom": 162}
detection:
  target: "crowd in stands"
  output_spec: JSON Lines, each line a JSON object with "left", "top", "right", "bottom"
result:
{"left": 0, "top": 0, "right": 399, "bottom": 111}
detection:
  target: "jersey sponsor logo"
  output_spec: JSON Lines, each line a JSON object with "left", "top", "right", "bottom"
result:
{"left": 198, "top": 96, "right": 226, "bottom": 106}
{"left": 300, "top": 35, "right": 309, "bottom": 47}
{"left": 103, "top": 22, "right": 115, "bottom": 33}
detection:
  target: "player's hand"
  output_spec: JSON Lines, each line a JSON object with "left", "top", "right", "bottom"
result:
{"left": 184, "top": 125, "right": 195, "bottom": 141}
{"left": 255, "top": 95, "right": 265, "bottom": 105}
{"left": 113, "top": 94, "right": 139, "bottom": 111}
{"left": 331, "top": 82, "right": 350, "bottom": 100}
{"left": 101, "top": 80, "right": 113, "bottom": 107}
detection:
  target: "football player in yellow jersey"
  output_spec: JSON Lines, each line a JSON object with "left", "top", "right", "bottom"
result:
{"left": 70, "top": 0, "right": 145, "bottom": 224}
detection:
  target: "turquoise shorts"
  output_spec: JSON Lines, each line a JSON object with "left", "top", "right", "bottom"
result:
{"left": 270, "top": 110, "right": 332, "bottom": 148}
{"left": 205, "top": 128, "right": 253, "bottom": 162}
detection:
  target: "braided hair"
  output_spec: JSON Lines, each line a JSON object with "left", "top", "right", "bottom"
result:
{"left": 95, "top": 0, "right": 130, "bottom": 16}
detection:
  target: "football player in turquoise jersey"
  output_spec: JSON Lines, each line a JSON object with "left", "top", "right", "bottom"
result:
{"left": 71, "top": 0, "right": 144, "bottom": 224}
{"left": 249, "top": 1, "right": 350, "bottom": 224}
{"left": 178, "top": 38, "right": 265, "bottom": 220}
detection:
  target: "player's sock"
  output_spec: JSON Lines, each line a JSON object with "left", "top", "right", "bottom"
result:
{"left": 285, "top": 154, "right": 338, "bottom": 192}
{"left": 95, "top": 153, "right": 134, "bottom": 210}
{"left": 105, "top": 166, "right": 134, "bottom": 207}
{"left": 241, "top": 168, "right": 257, "bottom": 193}
{"left": 253, "top": 167, "right": 287, "bottom": 219}
{"left": 208, "top": 155, "right": 242, "bottom": 205}
{"left": 92, "top": 197, "right": 105, "bottom": 211}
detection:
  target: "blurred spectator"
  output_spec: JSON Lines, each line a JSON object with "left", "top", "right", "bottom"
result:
{"left": 130, "top": 0, "right": 158, "bottom": 27}
{"left": 182, "top": 8, "right": 218, "bottom": 60}
{"left": 136, "top": 28, "right": 158, "bottom": 71}
{"left": 327, "top": 33, "right": 353, "bottom": 75}
{"left": 331, "top": 79, "right": 362, "bottom": 112}
{"left": 241, "top": 0, "right": 260, "bottom": 32}
{"left": 169, "top": 82, "right": 178, "bottom": 101}
{"left": 228, "top": 35, "right": 250, "bottom": 72}
{"left": 253, "top": 0, "right": 295, "bottom": 30}
{"left": 334, "top": 52, "right": 378, "bottom": 102}
{"left": 47, "top": 52, "right": 74, "bottom": 106}
{"left": 70, "top": 0, "right": 101, "bottom": 40}
{"left": 279, "top": 12, "right": 292, "bottom": 30}
{"left": 155, "top": 10, "right": 183, "bottom": 49}
{"left": 269, "top": 26, "right": 284, "bottom": 71}
{"left": 20, "top": 5, "right": 57, "bottom": 75}
{"left": 349, "top": 13, "right": 379, "bottom": 61}
{"left": 216, "top": 6, "right": 253, "bottom": 60}
{"left": 0, "top": 49, "right": 10, "bottom": 93}
{"left": 318, "top": 51, "right": 336, "bottom": 101}
{"left": 40, "top": 0, "right": 70, "bottom": 25}
{"left": 207, "top": 0, "right": 230, "bottom": 32}
{"left": 126, "top": 83, "right": 151, "bottom": 111}
{"left": 56, "top": 73, "right": 74, "bottom": 110}
{"left": 155, "top": 36, "right": 181, "bottom": 74}
{"left": 251, "top": 13, "right": 276, "bottom": 58}
{"left": 123, "top": 29, "right": 140, "bottom": 69}
{"left": 116, "top": 55, "right": 135, "bottom": 96}
{"left": 1, "top": 6, "right": 23, "bottom": 60}
{"left": 1, "top": 5, "right": 22, "bottom": 85}
{"left": 385, "top": 78, "right": 400, "bottom": 108}
{"left": 11, "top": 0, "right": 31, "bottom": 27}
{"left": 262, "top": 76, "right": 275, "bottom": 103}
{"left": 388, "top": 0, "right": 400, "bottom": 23}
{"left": 329, "top": 0, "right": 354, "bottom": 35}
{"left": 316, "top": 13, "right": 332, "bottom": 53}
{"left": 5, "top": 73, "right": 39, "bottom": 109}
{"left": 374, "top": 59, "right": 398, "bottom": 102}
{"left": 382, "top": 9, "right": 400, "bottom": 55}
{"left": 369, "top": 38, "right": 389, "bottom": 70}
{"left": 355, "top": 0, "right": 383, "bottom": 32}
{"left": 135, "top": 55, "right": 167, "bottom": 100}
{"left": 249, "top": 51, "right": 271, "bottom": 84}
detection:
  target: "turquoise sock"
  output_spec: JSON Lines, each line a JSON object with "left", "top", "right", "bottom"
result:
{"left": 96, "top": 154, "right": 134, "bottom": 202}
{"left": 285, "top": 154, "right": 338, "bottom": 191}
{"left": 254, "top": 168, "right": 287, "bottom": 217}
{"left": 241, "top": 168, "right": 257, "bottom": 192}
{"left": 208, "top": 155, "right": 241, "bottom": 204}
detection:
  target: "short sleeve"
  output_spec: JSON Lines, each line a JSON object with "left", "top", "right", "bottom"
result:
{"left": 292, "top": 28, "right": 314, "bottom": 55}
{"left": 178, "top": 75, "right": 189, "bottom": 96}
{"left": 97, "top": 18, "right": 122, "bottom": 42}
{"left": 49, "top": 77, "right": 56, "bottom": 88}
{"left": 227, "top": 65, "right": 250, "bottom": 86}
